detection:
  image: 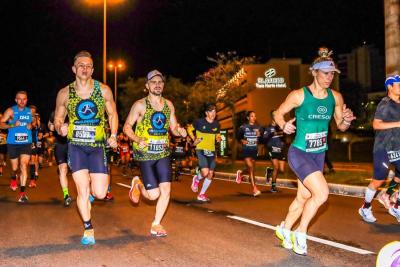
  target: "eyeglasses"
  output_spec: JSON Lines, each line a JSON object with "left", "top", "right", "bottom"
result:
{"left": 75, "top": 64, "right": 93, "bottom": 70}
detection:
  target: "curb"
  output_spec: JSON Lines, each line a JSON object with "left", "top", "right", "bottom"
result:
{"left": 213, "top": 171, "right": 365, "bottom": 197}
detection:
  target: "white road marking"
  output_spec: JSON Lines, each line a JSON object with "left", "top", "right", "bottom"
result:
{"left": 116, "top": 182, "right": 131, "bottom": 189}
{"left": 227, "top": 215, "right": 375, "bottom": 255}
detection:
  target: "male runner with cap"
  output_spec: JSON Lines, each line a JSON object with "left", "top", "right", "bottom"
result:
{"left": 274, "top": 47, "right": 355, "bottom": 256}
{"left": 190, "top": 103, "right": 221, "bottom": 202}
{"left": 54, "top": 51, "right": 118, "bottom": 245}
{"left": 359, "top": 75, "right": 400, "bottom": 223}
{"left": 124, "top": 70, "right": 187, "bottom": 237}
{"left": 0, "top": 91, "right": 33, "bottom": 203}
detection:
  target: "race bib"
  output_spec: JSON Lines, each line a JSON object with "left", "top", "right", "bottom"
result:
{"left": 72, "top": 125, "right": 96, "bottom": 143}
{"left": 148, "top": 139, "right": 166, "bottom": 154}
{"left": 15, "top": 133, "right": 28, "bottom": 143}
{"left": 37, "top": 141, "right": 42, "bottom": 148}
{"left": 121, "top": 146, "right": 129, "bottom": 153}
{"left": 203, "top": 150, "right": 214, "bottom": 157}
{"left": 175, "top": 146, "right": 184, "bottom": 153}
{"left": 387, "top": 150, "right": 400, "bottom": 162}
{"left": 246, "top": 137, "right": 257, "bottom": 147}
{"left": 272, "top": 146, "right": 281, "bottom": 153}
{"left": 305, "top": 131, "right": 327, "bottom": 152}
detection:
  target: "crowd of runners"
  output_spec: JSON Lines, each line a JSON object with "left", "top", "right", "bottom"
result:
{"left": 0, "top": 48, "right": 399, "bottom": 258}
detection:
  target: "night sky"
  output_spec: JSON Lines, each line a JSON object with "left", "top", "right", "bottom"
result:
{"left": 1, "top": 0, "right": 384, "bottom": 119}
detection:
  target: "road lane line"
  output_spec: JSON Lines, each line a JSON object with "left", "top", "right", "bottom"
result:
{"left": 116, "top": 182, "right": 131, "bottom": 189}
{"left": 227, "top": 215, "right": 375, "bottom": 255}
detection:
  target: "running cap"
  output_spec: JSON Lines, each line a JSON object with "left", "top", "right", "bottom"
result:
{"left": 310, "top": 60, "right": 341, "bottom": 73}
{"left": 146, "top": 69, "right": 165, "bottom": 81}
{"left": 385, "top": 75, "right": 400, "bottom": 89}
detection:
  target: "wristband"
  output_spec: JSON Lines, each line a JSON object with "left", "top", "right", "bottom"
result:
{"left": 342, "top": 120, "right": 351, "bottom": 126}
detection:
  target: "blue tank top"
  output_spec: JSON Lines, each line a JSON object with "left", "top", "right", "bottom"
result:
{"left": 7, "top": 106, "right": 33, "bottom": 145}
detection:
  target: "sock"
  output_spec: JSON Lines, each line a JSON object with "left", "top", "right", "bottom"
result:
{"left": 200, "top": 178, "right": 212, "bottom": 195}
{"left": 20, "top": 186, "right": 25, "bottom": 193}
{"left": 29, "top": 165, "right": 35, "bottom": 179}
{"left": 363, "top": 187, "right": 376, "bottom": 209}
{"left": 83, "top": 220, "right": 93, "bottom": 230}
{"left": 62, "top": 187, "right": 69, "bottom": 198}
{"left": 386, "top": 179, "right": 399, "bottom": 196}
{"left": 108, "top": 185, "right": 111, "bottom": 193}
{"left": 272, "top": 182, "right": 276, "bottom": 189}
{"left": 11, "top": 170, "right": 17, "bottom": 180}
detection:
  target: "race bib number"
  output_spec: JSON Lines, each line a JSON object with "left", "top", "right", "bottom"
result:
{"left": 272, "top": 146, "right": 281, "bottom": 153}
{"left": 305, "top": 131, "right": 327, "bottom": 152}
{"left": 15, "top": 133, "right": 28, "bottom": 143}
{"left": 72, "top": 125, "right": 96, "bottom": 143}
{"left": 246, "top": 137, "right": 257, "bottom": 147}
{"left": 388, "top": 150, "right": 400, "bottom": 162}
{"left": 175, "top": 146, "right": 184, "bottom": 153}
{"left": 203, "top": 150, "right": 214, "bottom": 157}
{"left": 37, "top": 141, "right": 42, "bottom": 148}
{"left": 121, "top": 146, "right": 129, "bottom": 153}
{"left": 148, "top": 139, "right": 166, "bottom": 154}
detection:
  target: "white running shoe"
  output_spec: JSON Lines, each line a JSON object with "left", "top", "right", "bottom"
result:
{"left": 291, "top": 231, "right": 307, "bottom": 256}
{"left": 275, "top": 222, "right": 293, "bottom": 249}
{"left": 358, "top": 207, "right": 377, "bottom": 223}
{"left": 388, "top": 205, "right": 400, "bottom": 223}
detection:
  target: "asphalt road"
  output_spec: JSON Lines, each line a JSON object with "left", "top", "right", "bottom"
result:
{"left": 0, "top": 164, "right": 397, "bottom": 266}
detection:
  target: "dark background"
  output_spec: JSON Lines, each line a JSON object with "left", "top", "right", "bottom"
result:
{"left": 0, "top": 0, "right": 384, "bottom": 120}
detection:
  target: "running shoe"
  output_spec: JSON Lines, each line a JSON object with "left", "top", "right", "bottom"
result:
{"left": 358, "top": 207, "right": 377, "bottom": 223}
{"left": 291, "top": 231, "right": 307, "bottom": 256}
{"left": 253, "top": 188, "right": 261, "bottom": 197}
{"left": 197, "top": 194, "right": 210, "bottom": 202}
{"left": 270, "top": 187, "right": 278, "bottom": 193}
{"left": 89, "top": 194, "right": 95, "bottom": 203}
{"left": 129, "top": 176, "right": 142, "bottom": 204}
{"left": 275, "top": 222, "right": 293, "bottom": 249}
{"left": 81, "top": 229, "right": 95, "bottom": 245}
{"left": 150, "top": 224, "right": 167, "bottom": 237}
{"left": 104, "top": 192, "right": 114, "bottom": 201}
{"left": 236, "top": 170, "right": 242, "bottom": 184}
{"left": 10, "top": 179, "right": 17, "bottom": 191}
{"left": 388, "top": 205, "right": 400, "bottom": 223}
{"left": 377, "top": 191, "right": 391, "bottom": 209}
{"left": 191, "top": 175, "right": 199, "bottom": 193}
{"left": 28, "top": 179, "right": 37, "bottom": 188}
{"left": 18, "top": 192, "right": 29, "bottom": 203}
{"left": 64, "top": 195, "right": 72, "bottom": 207}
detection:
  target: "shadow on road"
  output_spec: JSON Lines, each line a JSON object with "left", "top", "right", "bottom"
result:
{"left": 1, "top": 229, "right": 152, "bottom": 259}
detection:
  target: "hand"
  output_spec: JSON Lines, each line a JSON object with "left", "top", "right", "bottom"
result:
{"left": 342, "top": 104, "right": 356, "bottom": 123}
{"left": 15, "top": 120, "right": 21, "bottom": 127}
{"left": 137, "top": 137, "right": 148, "bottom": 149}
{"left": 107, "top": 135, "right": 118, "bottom": 149}
{"left": 59, "top": 123, "right": 68, "bottom": 136}
{"left": 26, "top": 123, "right": 32, "bottom": 130}
{"left": 241, "top": 139, "right": 248, "bottom": 145}
{"left": 255, "top": 129, "right": 261, "bottom": 137}
{"left": 216, "top": 134, "right": 222, "bottom": 143}
{"left": 177, "top": 127, "right": 187, "bottom": 138}
{"left": 282, "top": 118, "right": 296, "bottom": 134}
{"left": 193, "top": 138, "right": 202, "bottom": 146}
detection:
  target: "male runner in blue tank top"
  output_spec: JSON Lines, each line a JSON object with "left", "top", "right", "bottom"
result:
{"left": 0, "top": 91, "right": 33, "bottom": 203}
{"left": 273, "top": 48, "right": 355, "bottom": 256}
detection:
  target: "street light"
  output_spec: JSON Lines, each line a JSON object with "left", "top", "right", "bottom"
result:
{"left": 108, "top": 61, "right": 125, "bottom": 109}
{"left": 83, "top": 0, "right": 125, "bottom": 83}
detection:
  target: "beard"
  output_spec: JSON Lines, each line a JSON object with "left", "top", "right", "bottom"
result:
{"left": 150, "top": 88, "right": 162, "bottom": 96}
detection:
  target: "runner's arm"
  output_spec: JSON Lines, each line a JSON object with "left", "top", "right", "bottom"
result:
{"left": 333, "top": 91, "right": 356, "bottom": 132}
{"left": 54, "top": 87, "right": 68, "bottom": 134}
{"left": 123, "top": 100, "right": 144, "bottom": 143}
{"left": 273, "top": 89, "right": 302, "bottom": 133}
{"left": 168, "top": 101, "right": 187, "bottom": 137}
{"left": 0, "top": 108, "right": 14, "bottom": 129}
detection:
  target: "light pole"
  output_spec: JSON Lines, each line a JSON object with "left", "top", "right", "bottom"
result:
{"left": 108, "top": 61, "right": 125, "bottom": 109}
{"left": 83, "top": 0, "right": 125, "bottom": 83}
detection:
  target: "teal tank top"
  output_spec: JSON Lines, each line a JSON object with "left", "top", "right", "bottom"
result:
{"left": 292, "top": 87, "right": 335, "bottom": 153}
